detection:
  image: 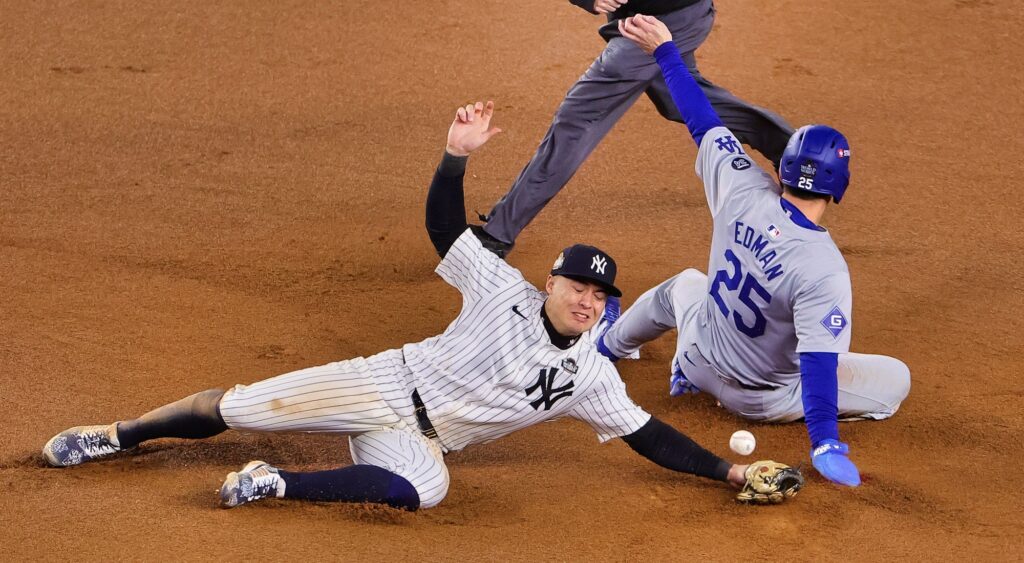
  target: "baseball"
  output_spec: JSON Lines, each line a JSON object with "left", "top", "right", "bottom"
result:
{"left": 729, "top": 430, "right": 756, "bottom": 456}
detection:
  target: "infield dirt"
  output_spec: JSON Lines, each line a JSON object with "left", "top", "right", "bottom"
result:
{"left": 2, "top": 1, "right": 1021, "bottom": 560}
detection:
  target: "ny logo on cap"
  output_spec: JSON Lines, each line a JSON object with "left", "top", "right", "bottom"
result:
{"left": 591, "top": 255, "right": 607, "bottom": 274}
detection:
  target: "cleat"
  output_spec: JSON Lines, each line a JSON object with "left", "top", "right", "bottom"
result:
{"left": 42, "top": 424, "right": 122, "bottom": 467}
{"left": 219, "top": 460, "right": 285, "bottom": 508}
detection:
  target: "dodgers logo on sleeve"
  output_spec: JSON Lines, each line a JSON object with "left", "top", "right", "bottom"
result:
{"left": 820, "top": 306, "right": 848, "bottom": 338}
{"left": 715, "top": 135, "right": 744, "bottom": 154}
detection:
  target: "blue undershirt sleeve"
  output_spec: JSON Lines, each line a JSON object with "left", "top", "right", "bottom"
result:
{"left": 800, "top": 352, "right": 841, "bottom": 447}
{"left": 652, "top": 41, "right": 723, "bottom": 146}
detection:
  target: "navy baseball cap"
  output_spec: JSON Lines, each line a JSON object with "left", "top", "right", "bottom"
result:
{"left": 550, "top": 244, "right": 622, "bottom": 297}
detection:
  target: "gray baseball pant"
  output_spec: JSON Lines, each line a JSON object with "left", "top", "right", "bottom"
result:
{"left": 604, "top": 269, "right": 912, "bottom": 422}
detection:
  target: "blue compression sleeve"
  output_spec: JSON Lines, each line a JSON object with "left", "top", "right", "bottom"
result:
{"left": 652, "top": 42, "right": 723, "bottom": 146}
{"left": 800, "top": 352, "right": 841, "bottom": 447}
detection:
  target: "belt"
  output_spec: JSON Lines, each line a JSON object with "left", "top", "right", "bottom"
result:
{"left": 411, "top": 389, "right": 439, "bottom": 440}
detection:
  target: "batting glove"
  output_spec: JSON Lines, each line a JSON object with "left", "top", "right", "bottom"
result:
{"left": 668, "top": 358, "right": 700, "bottom": 396}
{"left": 811, "top": 439, "right": 861, "bottom": 487}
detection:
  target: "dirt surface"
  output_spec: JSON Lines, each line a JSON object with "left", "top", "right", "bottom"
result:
{"left": 2, "top": 1, "right": 1022, "bottom": 560}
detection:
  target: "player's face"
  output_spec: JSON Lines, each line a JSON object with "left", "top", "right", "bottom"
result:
{"left": 544, "top": 275, "right": 608, "bottom": 336}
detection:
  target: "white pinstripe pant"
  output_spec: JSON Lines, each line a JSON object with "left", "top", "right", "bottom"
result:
{"left": 218, "top": 349, "right": 450, "bottom": 508}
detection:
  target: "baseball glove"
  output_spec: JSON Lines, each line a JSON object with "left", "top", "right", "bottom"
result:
{"left": 736, "top": 461, "right": 805, "bottom": 505}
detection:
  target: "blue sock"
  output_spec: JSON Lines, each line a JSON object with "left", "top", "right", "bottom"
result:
{"left": 278, "top": 465, "right": 420, "bottom": 511}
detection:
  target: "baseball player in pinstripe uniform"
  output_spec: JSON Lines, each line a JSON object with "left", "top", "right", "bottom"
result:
{"left": 597, "top": 16, "right": 912, "bottom": 487}
{"left": 41, "top": 101, "right": 775, "bottom": 511}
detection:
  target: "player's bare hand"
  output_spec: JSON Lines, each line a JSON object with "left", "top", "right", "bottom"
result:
{"left": 593, "top": 0, "right": 627, "bottom": 14}
{"left": 618, "top": 14, "right": 672, "bottom": 55}
{"left": 727, "top": 464, "right": 748, "bottom": 489}
{"left": 446, "top": 100, "right": 502, "bottom": 157}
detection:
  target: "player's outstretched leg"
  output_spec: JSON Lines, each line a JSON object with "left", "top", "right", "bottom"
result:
{"left": 601, "top": 269, "right": 707, "bottom": 362}
{"left": 42, "top": 388, "right": 228, "bottom": 467}
{"left": 220, "top": 462, "right": 423, "bottom": 511}
{"left": 219, "top": 427, "right": 451, "bottom": 511}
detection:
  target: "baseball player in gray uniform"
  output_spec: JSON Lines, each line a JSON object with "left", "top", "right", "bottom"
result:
{"left": 478, "top": 0, "right": 793, "bottom": 253}
{"left": 595, "top": 16, "right": 912, "bottom": 488}
{"left": 41, "top": 101, "right": 791, "bottom": 511}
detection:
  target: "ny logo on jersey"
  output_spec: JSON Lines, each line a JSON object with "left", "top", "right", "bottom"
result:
{"left": 715, "top": 135, "right": 744, "bottom": 154}
{"left": 525, "top": 367, "right": 575, "bottom": 411}
{"left": 591, "top": 255, "right": 607, "bottom": 274}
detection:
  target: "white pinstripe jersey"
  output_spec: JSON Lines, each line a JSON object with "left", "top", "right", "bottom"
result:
{"left": 402, "top": 229, "right": 651, "bottom": 452}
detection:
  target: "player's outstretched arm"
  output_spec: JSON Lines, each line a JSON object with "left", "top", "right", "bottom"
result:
{"left": 621, "top": 416, "right": 742, "bottom": 486}
{"left": 801, "top": 351, "right": 861, "bottom": 487}
{"left": 618, "top": 15, "right": 723, "bottom": 146}
{"left": 622, "top": 417, "right": 806, "bottom": 503}
{"left": 426, "top": 101, "right": 503, "bottom": 258}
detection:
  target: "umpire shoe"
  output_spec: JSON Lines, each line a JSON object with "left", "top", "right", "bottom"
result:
{"left": 219, "top": 460, "right": 286, "bottom": 508}
{"left": 42, "top": 424, "right": 122, "bottom": 467}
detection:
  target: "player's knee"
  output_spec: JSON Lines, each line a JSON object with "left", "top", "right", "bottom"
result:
{"left": 885, "top": 357, "right": 912, "bottom": 405}
{"left": 410, "top": 468, "right": 450, "bottom": 509}
{"left": 677, "top": 268, "right": 708, "bottom": 286}
{"left": 386, "top": 457, "right": 449, "bottom": 510}
{"left": 666, "top": 269, "right": 708, "bottom": 315}
{"left": 864, "top": 356, "right": 911, "bottom": 419}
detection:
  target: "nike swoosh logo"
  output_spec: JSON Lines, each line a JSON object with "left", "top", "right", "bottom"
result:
{"left": 511, "top": 305, "right": 528, "bottom": 320}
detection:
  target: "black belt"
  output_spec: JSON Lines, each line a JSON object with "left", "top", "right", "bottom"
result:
{"left": 411, "top": 389, "right": 439, "bottom": 440}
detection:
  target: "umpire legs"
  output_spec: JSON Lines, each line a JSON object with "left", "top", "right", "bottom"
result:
{"left": 483, "top": 0, "right": 719, "bottom": 244}
{"left": 482, "top": 35, "right": 659, "bottom": 244}
{"left": 483, "top": 0, "right": 794, "bottom": 244}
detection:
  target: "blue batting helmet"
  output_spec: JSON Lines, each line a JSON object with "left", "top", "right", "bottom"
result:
{"left": 778, "top": 125, "right": 851, "bottom": 203}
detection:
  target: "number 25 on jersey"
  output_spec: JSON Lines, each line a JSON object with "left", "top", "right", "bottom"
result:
{"left": 710, "top": 249, "right": 772, "bottom": 338}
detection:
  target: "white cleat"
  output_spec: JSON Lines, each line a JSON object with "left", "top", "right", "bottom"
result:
{"left": 42, "top": 424, "right": 122, "bottom": 467}
{"left": 219, "top": 460, "right": 285, "bottom": 508}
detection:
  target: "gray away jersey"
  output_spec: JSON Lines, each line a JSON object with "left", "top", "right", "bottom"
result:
{"left": 401, "top": 229, "right": 651, "bottom": 452}
{"left": 691, "top": 126, "right": 853, "bottom": 388}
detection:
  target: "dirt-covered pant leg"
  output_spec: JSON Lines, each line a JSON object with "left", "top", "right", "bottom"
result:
{"left": 602, "top": 269, "right": 707, "bottom": 359}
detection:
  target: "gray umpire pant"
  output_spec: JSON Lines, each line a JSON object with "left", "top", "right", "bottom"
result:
{"left": 484, "top": 0, "right": 794, "bottom": 244}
